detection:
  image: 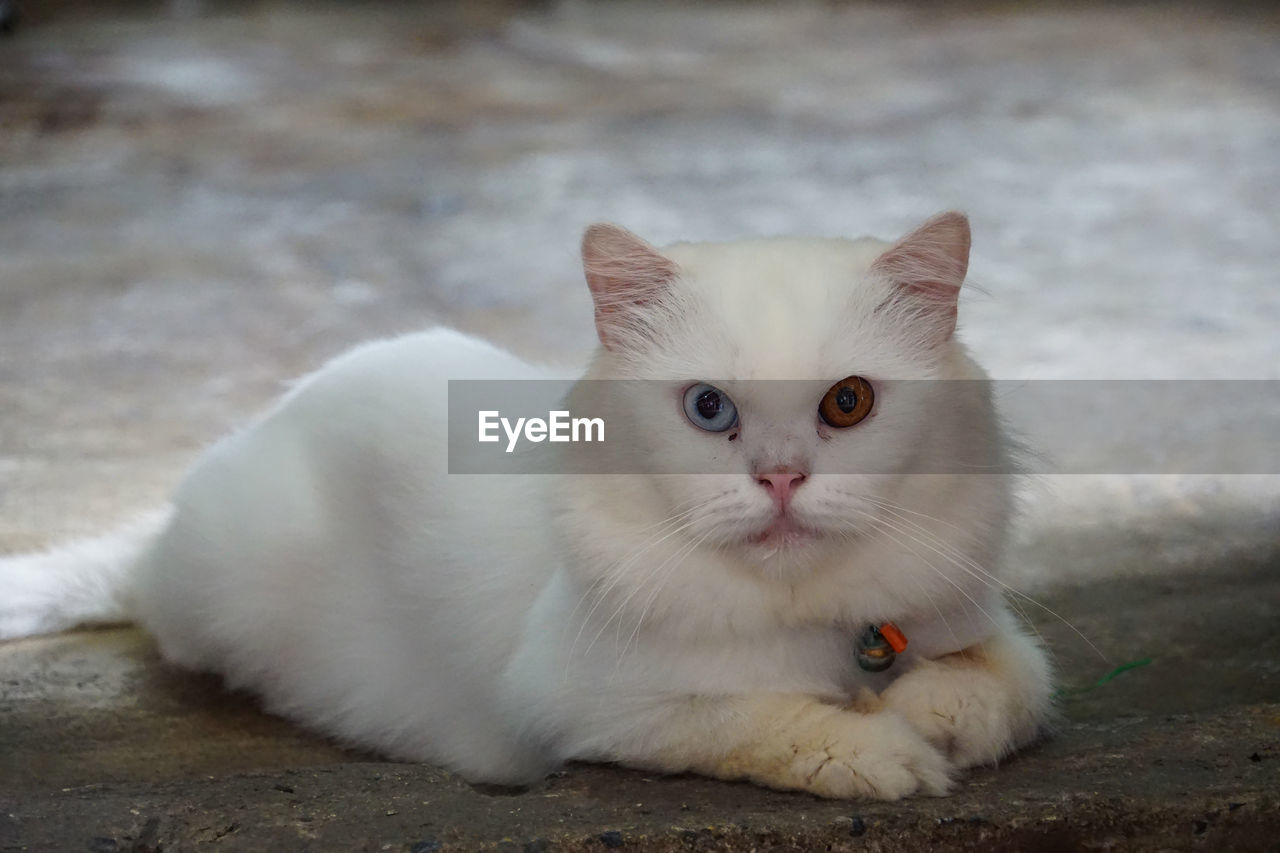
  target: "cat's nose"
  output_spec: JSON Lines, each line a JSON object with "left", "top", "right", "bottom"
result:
{"left": 755, "top": 469, "right": 807, "bottom": 512}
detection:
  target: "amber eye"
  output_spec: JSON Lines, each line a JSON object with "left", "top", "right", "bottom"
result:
{"left": 819, "top": 376, "right": 874, "bottom": 428}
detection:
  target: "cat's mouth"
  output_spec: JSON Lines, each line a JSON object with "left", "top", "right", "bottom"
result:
{"left": 746, "top": 514, "right": 819, "bottom": 548}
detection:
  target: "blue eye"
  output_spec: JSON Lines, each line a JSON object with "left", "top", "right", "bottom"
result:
{"left": 682, "top": 383, "right": 738, "bottom": 432}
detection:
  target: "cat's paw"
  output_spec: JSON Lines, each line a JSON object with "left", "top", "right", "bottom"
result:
{"left": 783, "top": 707, "right": 953, "bottom": 800}
{"left": 880, "top": 660, "right": 1036, "bottom": 769}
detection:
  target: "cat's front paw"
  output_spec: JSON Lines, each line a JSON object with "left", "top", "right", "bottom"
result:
{"left": 881, "top": 667, "right": 1011, "bottom": 768}
{"left": 781, "top": 707, "right": 953, "bottom": 800}
{"left": 880, "top": 641, "right": 1050, "bottom": 769}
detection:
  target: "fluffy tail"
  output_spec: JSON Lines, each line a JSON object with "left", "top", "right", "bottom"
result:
{"left": 0, "top": 509, "right": 171, "bottom": 641}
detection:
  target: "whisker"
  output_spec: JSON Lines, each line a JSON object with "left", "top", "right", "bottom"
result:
{"left": 615, "top": 528, "right": 717, "bottom": 671}
{"left": 862, "top": 495, "right": 1107, "bottom": 662}
{"left": 567, "top": 513, "right": 701, "bottom": 665}
{"left": 561, "top": 496, "right": 721, "bottom": 678}
{"left": 566, "top": 498, "right": 711, "bottom": 624}
{"left": 566, "top": 489, "right": 738, "bottom": 669}
{"left": 833, "top": 512, "right": 963, "bottom": 651}
{"left": 841, "top": 509, "right": 1004, "bottom": 643}
{"left": 861, "top": 495, "right": 1042, "bottom": 646}
{"left": 588, "top": 522, "right": 712, "bottom": 663}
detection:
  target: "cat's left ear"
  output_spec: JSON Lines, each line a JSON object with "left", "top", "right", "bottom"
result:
{"left": 870, "top": 211, "right": 971, "bottom": 342}
{"left": 581, "top": 223, "right": 680, "bottom": 351}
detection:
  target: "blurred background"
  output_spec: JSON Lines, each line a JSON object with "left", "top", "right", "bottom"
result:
{"left": 1, "top": 0, "right": 1278, "bottom": 584}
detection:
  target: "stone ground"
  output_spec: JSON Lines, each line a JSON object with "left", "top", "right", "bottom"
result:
{"left": 1, "top": 1, "right": 1278, "bottom": 850}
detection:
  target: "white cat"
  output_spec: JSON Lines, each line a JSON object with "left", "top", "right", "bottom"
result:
{"left": 0, "top": 212, "right": 1052, "bottom": 800}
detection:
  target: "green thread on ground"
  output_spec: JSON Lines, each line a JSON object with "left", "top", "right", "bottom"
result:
{"left": 1055, "top": 658, "right": 1153, "bottom": 698}
{"left": 1093, "top": 657, "right": 1153, "bottom": 685}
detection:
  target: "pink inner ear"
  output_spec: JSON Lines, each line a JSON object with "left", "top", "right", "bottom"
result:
{"left": 581, "top": 224, "right": 679, "bottom": 350}
{"left": 870, "top": 212, "right": 971, "bottom": 339}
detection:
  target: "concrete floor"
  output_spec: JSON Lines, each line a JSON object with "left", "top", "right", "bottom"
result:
{"left": 2, "top": 1, "right": 1279, "bottom": 849}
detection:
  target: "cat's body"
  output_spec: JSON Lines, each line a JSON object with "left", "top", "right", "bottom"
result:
{"left": 1, "top": 213, "right": 1052, "bottom": 799}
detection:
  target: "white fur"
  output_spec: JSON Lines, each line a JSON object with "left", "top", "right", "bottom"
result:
{"left": 0, "top": 215, "right": 1053, "bottom": 798}
{"left": 0, "top": 511, "right": 170, "bottom": 639}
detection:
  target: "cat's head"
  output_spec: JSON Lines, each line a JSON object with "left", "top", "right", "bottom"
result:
{"left": 570, "top": 213, "right": 1003, "bottom": 580}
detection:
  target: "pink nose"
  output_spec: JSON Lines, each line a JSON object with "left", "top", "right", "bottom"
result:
{"left": 755, "top": 470, "right": 807, "bottom": 512}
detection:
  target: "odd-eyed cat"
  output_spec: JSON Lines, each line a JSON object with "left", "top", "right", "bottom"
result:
{"left": 0, "top": 212, "right": 1051, "bottom": 799}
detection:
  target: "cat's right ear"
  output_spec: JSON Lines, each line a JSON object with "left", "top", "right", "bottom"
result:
{"left": 581, "top": 224, "right": 680, "bottom": 351}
